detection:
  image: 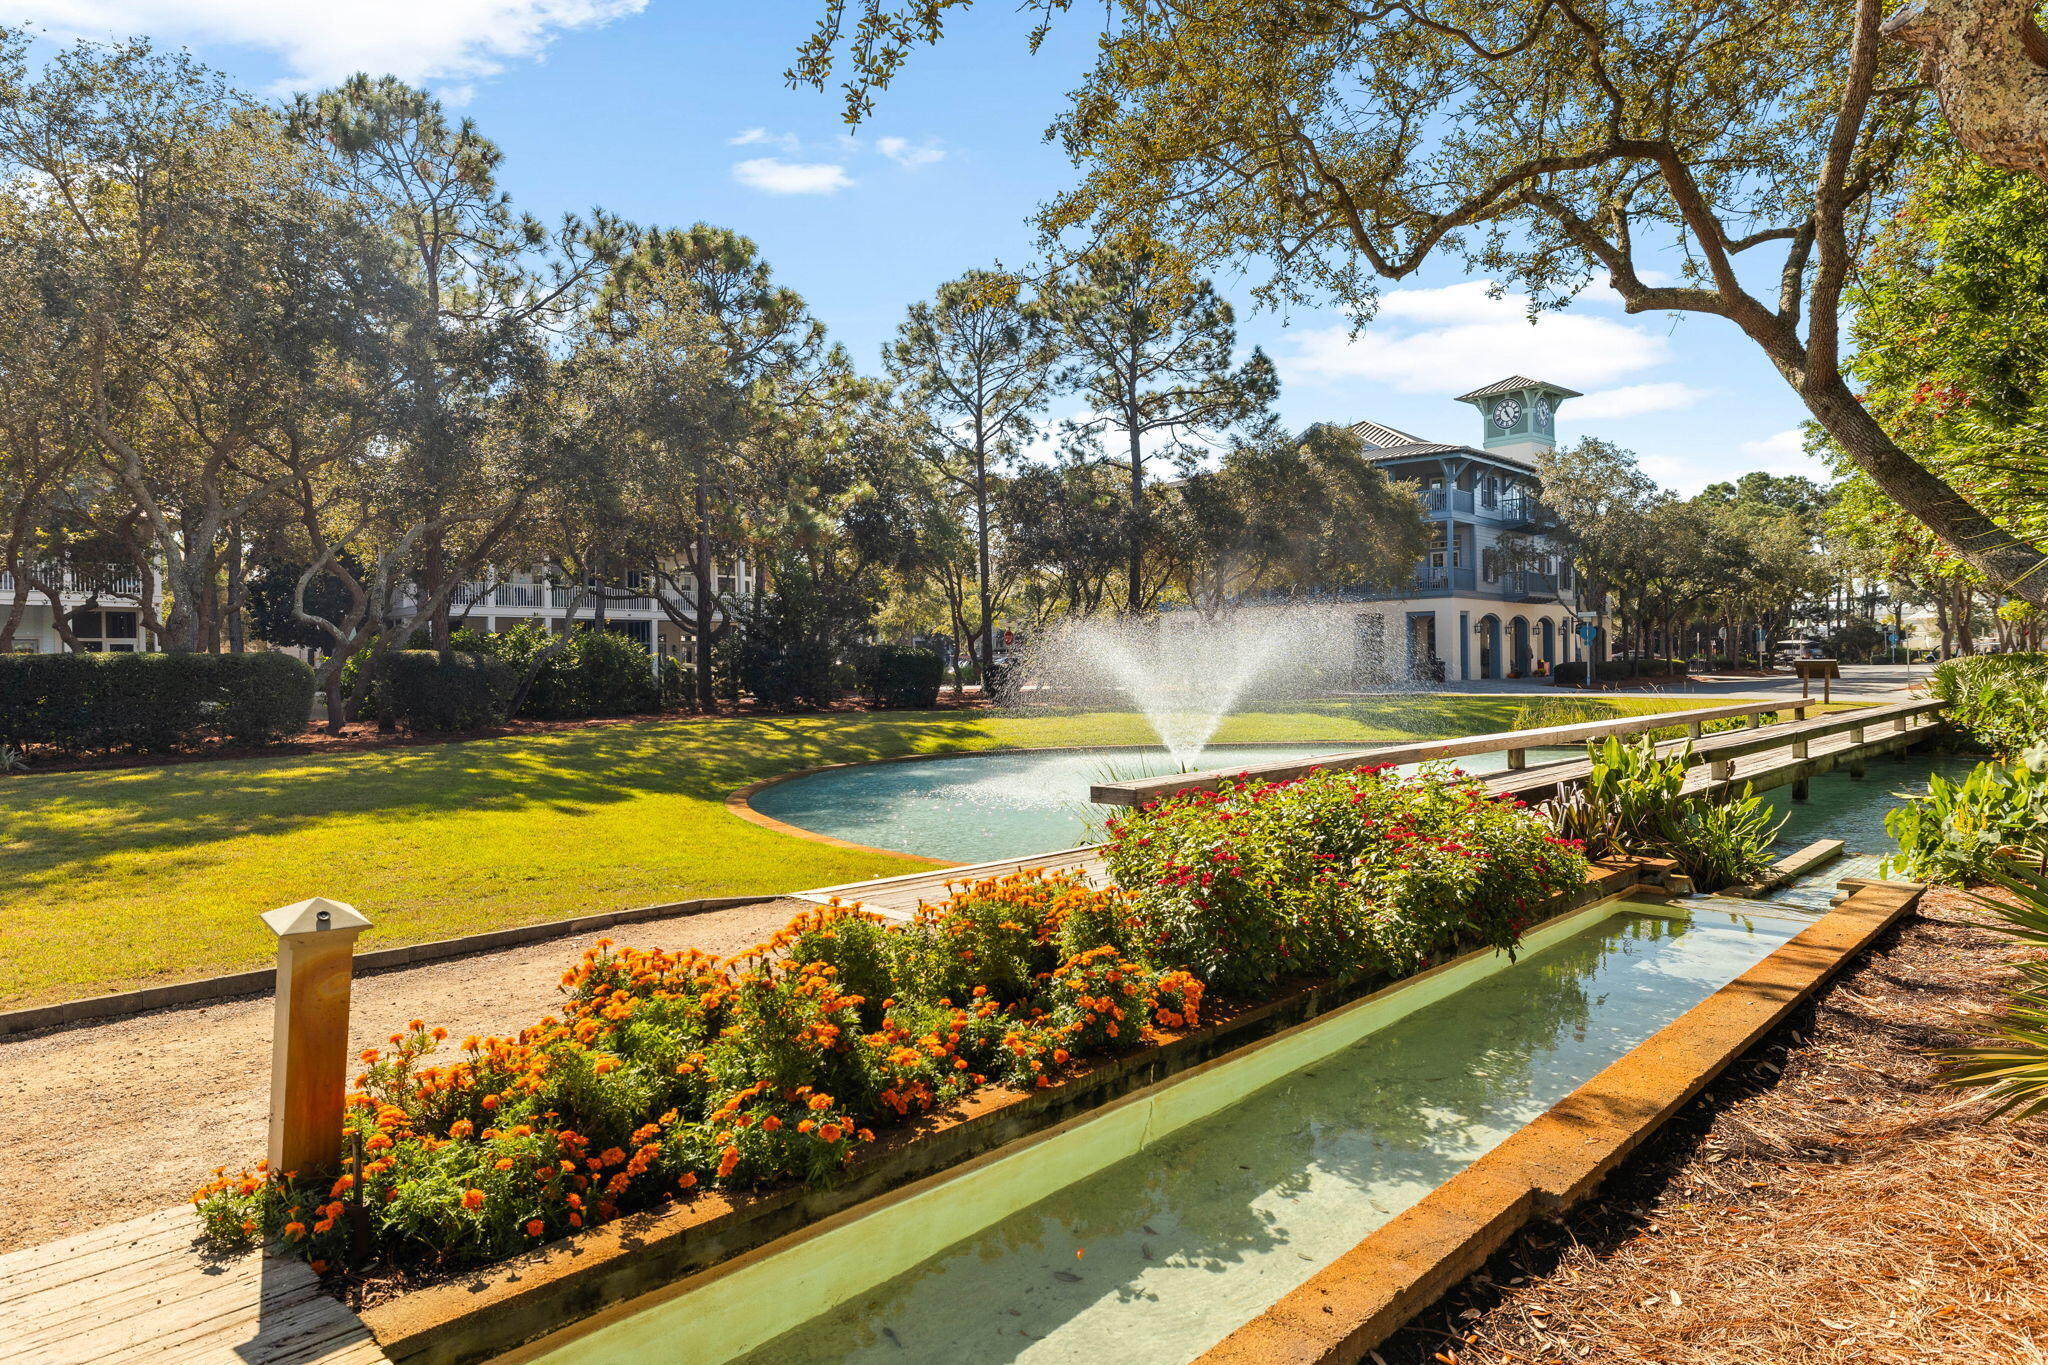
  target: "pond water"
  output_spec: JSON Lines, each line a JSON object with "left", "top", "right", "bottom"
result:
{"left": 748, "top": 743, "right": 1579, "bottom": 863}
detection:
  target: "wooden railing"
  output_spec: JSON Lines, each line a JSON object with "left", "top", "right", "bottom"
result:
{"left": 1088, "top": 699, "right": 1816, "bottom": 807}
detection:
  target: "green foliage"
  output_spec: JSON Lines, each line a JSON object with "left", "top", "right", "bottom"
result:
{"left": 1929, "top": 653, "right": 2048, "bottom": 757}
{"left": 451, "top": 624, "right": 661, "bottom": 720}
{"left": 381, "top": 651, "right": 515, "bottom": 732}
{"left": 732, "top": 566, "right": 873, "bottom": 711}
{"left": 861, "top": 645, "right": 943, "bottom": 709}
{"left": 1936, "top": 863, "right": 2048, "bottom": 1120}
{"left": 0, "top": 652, "right": 313, "bottom": 754}
{"left": 1509, "top": 697, "right": 1624, "bottom": 731}
{"left": 1885, "top": 757, "right": 2048, "bottom": 885}
{"left": 1103, "top": 765, "right": 1589, "bottom": 992}
{"left": 1542, "top": 736, "right": 1781, "bottom": 891}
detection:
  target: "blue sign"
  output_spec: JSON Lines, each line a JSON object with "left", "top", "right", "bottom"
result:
{"left": 1576, "top": 624, "right": 1599, "bottom": 644}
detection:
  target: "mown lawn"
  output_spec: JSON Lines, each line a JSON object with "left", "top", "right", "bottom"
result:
{"left": 0, "top": 694, "right": 1726, "bottom": 1007}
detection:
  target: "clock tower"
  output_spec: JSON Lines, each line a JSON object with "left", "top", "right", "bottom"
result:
{"left": 1454, "top": 376, "right": 1581, "bottom": 462}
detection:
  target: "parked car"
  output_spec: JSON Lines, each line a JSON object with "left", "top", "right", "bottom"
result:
{"left": 1771, "top": 639, "right": 1824, "bottom": 666}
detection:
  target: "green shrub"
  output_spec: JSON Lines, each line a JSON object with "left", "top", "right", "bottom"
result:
{"left": 0, "top": 651, "right": 312, "bottom": 753}
{"left": 451, "top": 623, "right": 662, "bottom": 720}
{"left": 1930, "top": 653, "right": 2048, "bottom": 757}
{"left": 863, "top": 646, "right": 943, "bottom": 709}
{"left": 1885, "top": 755, "right": 2048, "bottom": 883}
{"left": 1937, "top": 862, "right": 2048, "bottom": 1119}
{"left": 382, "top": 651, "right": 514, "bottom": 732}
{"left": 1539, "top": 735, "right": 1781, "bottom": 891}
{"left": 1102, "top": 765, "right": 1589, "bottom": 992}
{"left": 213, "top": 652, "right": 316, "bottom": 743}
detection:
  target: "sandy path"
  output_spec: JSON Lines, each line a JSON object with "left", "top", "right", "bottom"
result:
{"left": 0, "top": 898, "right": 808, "bottom": 1255}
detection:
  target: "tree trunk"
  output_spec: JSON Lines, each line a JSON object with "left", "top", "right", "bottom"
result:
{"left": 225, "top": 523, "right": 246, "bottom": 654}
{"left": 693, "top": 477, "right": 716, "bottom": 713}
{"left": 1796, "top": 372, "right": 2048, "bottom": 607}
{"left": 1125, "top": 410, "right": 1145, "bottom": 615}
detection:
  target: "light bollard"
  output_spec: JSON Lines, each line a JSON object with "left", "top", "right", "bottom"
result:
{"left": 262, "top": 896, "right": 371, "bottom": 1176}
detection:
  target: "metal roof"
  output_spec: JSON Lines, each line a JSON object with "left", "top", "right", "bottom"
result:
{"left": 1367, "top": 441, "right": 1536, "bottom": 470}
{"left": 1347, "top": 418, "right": 1430, "bottom": 449}
{"left": 1453, "top": 375, "right": 1585, "bottom": 403}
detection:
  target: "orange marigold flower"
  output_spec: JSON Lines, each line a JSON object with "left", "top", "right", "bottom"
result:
{"left": 494, "top": 1158, "right": 516, "bottom": 1171}
{"left": 526, "top": 1219, "right": 545, "bottom": 1237}
{"left": 716, "top": 1148, "right": 741, "bottom": 1179}
{"left": 461, "top": 1189, "right": 486, "bottom": 1211}
{"left": 283, "top": 1222, "right": 306, "bottom": 1239}
{"left": 677, "top": 1171, "right": 698, "bottom": 1190}
{"left": 818, "top": 1123, "right": 843, "bottom": 1143}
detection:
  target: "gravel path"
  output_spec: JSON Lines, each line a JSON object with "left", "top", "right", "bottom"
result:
{"left": 0, "top": 898, "right": 809, "bottom": 1255}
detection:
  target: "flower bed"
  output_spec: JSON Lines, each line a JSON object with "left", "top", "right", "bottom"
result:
{"left": 193, "top": 765, "right": 1586, "bottom": 1277}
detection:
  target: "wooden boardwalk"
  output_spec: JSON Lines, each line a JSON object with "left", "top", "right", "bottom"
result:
{"left": 0, "top": 1205, "right": 387, "bottom": 1365}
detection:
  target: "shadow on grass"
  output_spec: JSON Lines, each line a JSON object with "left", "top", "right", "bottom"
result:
{"left": 0, "top": 712, "right": 992, "bottom": 888}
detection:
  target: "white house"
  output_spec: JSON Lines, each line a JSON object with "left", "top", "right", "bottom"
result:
{"left": 1341, "top": 376, "right": 1607, "bottom": 683}
{"left": 429, "top": 559, "right": 757, "bottom": 670}
{"left": 1, "top": 564, "right": 159, "bottom": 653}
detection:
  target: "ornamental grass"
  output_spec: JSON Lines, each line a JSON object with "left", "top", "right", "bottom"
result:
{"left": 194, "top": 764, "right": 1584, "bottom": 1275}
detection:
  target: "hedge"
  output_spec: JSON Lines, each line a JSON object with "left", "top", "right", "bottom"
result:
{"left": 863, "top": 646, "right": 943, "bottom": 709}
{"left": 0, "top": 651, "right": 314, "bottom": 754}
{"left": 382, "top": 651, "right": 516, "bottom": 732}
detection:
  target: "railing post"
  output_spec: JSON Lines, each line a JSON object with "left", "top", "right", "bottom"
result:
{"left": 263, "top": 897, "right": 371, "bottom": 1177}
{"left": 1851, "top": 725, "right": 1864, "bottom": 744}
{"left": 1507, "top": 747, "right": 1526, "bottom": 771}
{"left": 1686, "top": 720, "right": 1702, "bottom": 740}
{"left": 1793, "top": 738, "right": 1809, "bottom": 759}
{"left": 1745, "top": 711, "right": 1762, "bottom": 729}
{"left": 1711, "top": 758, "right": 1734, "bottom": 782}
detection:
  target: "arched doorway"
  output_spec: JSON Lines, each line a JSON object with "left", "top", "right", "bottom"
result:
{"left": 1540, "top": 618, "right": 1557, "bottom": 667}
{"left": 1509, "top": 617, "right": 1532, "bottom": 676}
{"left": 1476, "top": 615, "right": 1501, "bottom": 679}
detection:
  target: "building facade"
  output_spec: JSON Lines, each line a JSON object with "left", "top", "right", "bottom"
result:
{"left": 1346, "top": 376, "right": 1606, "bottom": 683}
{"left": 1, "top": 565, "right": 159, "bottom": 653}
{"left": 431, "top": 559, "right": 757, "bottom": 670}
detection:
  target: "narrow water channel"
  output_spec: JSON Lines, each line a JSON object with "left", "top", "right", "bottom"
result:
{"left": 539, "top": 748, "right": 1955, "bottom": 1365}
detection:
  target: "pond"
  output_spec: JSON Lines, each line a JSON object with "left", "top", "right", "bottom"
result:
{"left": 747, "top": 743, "right": 1580, "bottom": 863}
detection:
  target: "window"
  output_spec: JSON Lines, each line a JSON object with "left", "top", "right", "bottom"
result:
{"left": 69, "top": 609, "right": 142, "bottom": 652}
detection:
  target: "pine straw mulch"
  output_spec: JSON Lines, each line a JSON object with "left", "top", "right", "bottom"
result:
{"left": 1374, "top": 885, "right": 2048, "bottom": 1365}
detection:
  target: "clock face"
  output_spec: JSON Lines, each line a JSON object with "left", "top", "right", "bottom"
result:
{"left": 1491, "top": 398, "right": 1522, "bottom": 429}
{"left": 1535, "top": 396, "right": 1554, "bottom": 425}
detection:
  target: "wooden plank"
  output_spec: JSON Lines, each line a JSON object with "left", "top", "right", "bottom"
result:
{"left": 1091, "top": 698, "right": 1812, "bottom": 806}
{"left": 0, "top": 1204, "right": 387, "bottom": 1365}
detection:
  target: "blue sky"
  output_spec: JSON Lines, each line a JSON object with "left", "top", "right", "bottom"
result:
{"left": 8, "top": 0, "right": 1825, "bottom": 494}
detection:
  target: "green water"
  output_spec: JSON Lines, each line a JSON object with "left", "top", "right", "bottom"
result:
{"left": 1759, "top": 750, "right": 1976, "bottom": 855}
{"left": 719, "top": 902, "right": 1806, "bottom": 1365}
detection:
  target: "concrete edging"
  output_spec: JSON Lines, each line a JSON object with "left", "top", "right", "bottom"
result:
{"left": 0, "top": 895, "right": 769, "bottom": 1040}
{"left": 1194, "top": 875, "right": 1929, "bottom": 1365}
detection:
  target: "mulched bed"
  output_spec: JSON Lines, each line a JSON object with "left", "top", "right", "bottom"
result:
{"left": 1374, "top": 885, "right": 2048, "bottom": 1365}
{"left": 0, "top": 692, "right": 997, "bottom": 778}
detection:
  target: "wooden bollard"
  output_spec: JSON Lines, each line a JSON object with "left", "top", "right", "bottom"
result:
{"left": 262, "top": 897, "right": 371, "bottom": 1177}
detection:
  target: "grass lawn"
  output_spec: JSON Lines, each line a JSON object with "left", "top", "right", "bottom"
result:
{"left": 0, "top": 694, "right": 1733, "bottom": 1008}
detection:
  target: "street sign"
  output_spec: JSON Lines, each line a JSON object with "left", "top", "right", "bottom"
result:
{"left": 1576, "top": 624, "right": 1599, "bottom": 644}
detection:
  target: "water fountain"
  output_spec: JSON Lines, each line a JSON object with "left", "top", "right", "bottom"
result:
{"left": 1010, "top": 603, "right": 1412, "bottom": 767}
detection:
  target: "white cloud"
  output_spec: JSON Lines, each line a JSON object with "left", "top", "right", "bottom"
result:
{"left": 1571, "top": 382, "right": 1710, "bottom": 420}
{"left": 729, "top": 127, "right": 802, "bottom": 153}
{"left": 1738, "top": 428, "right": 1809, "bottom": 465}
{"left": 1282, "top": 280, "right": 1672, "bottom": 393}
{"left": 875, "top": 135, "right": 945, "bottom": 169}
{"left": 16, "top": 0, "right": 646, "bottom": 93}
{"left": 730, "top": 157, "right": 853, "bottom": 195}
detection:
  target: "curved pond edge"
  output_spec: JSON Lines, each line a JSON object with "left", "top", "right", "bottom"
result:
{"left": 724, "top": 743, "right": 1358, "bottom": 867}
{"left": 360, "top": 857, "right": 1664, "bottom": 1365}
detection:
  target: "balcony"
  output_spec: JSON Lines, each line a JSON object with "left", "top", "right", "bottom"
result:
{"left": 0, "top": 564, "right": 145, "bottom": 598}
{"left": 1422, "top": 489, "right": 1477, "bottom": 515}
{"left": 1493, "top": 496, "right": 1560, "bottom": 531}
{"left": 1501, "top": 570, "right": 1559, "bottom": 600}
